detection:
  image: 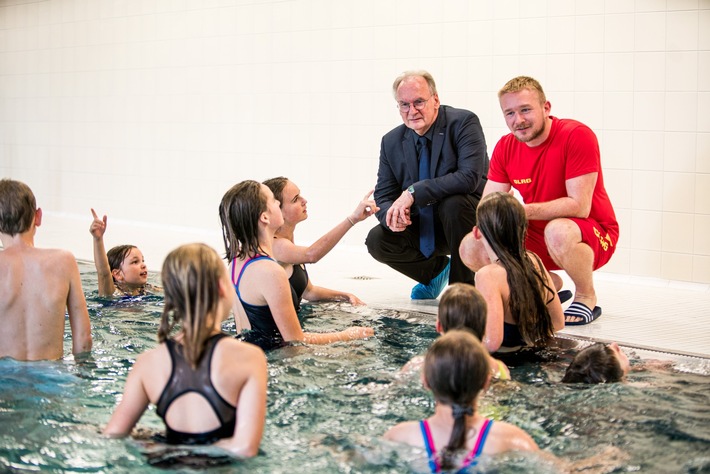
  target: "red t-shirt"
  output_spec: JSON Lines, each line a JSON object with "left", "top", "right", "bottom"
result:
{"left": 488, "top": 117, "right": 618, "bottom": 241}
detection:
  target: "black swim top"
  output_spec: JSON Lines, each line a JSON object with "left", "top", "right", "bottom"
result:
{"left": 232, "top": 255, "right": 300, "bottom": 351}
{"left": 288, "top": 263, "right": 309, "bottom": 309}
{"left": 156, "top": 333, "right": 236, "bottom": 445}
{"left": 502, "top": 321, "right": 526, "bottom": 349}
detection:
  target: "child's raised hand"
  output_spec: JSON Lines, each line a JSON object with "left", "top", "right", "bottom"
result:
{"left": 89, "top": 208, "right": 108, "bottom": 239}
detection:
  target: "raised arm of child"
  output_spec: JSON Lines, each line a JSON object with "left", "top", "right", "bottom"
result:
{"left": 89, "top": 209, "right": 115, "bottom": 297}
{"left": 272, "top": 189, "right": 378, "bottom": 265}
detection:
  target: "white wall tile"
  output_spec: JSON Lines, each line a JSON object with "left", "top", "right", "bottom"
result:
{"left": 604, "top": 53, "right": 634, "bottom": 91}
{"left": 664, "top": 132, "right": 698, "bottom": 172}
{"left": 547, "top": 0, "right": 575, "bottom": 16}
{"left": 699, "top": 52, "right": 710, "bottom": 92}
{"left": 694, "top": 214, "right": 710, "bottom": 254}
{"left": 636, "top": 0, "right": 668, "bottom": 13}
{"left": 697, "top": 92, "right": 710, "bottom": 132}
{"left": 666, "top": 10, "right": 699, "bottom": 51}
{"left": 519, "top": 18, "right": 547, "bottom": 54}
{"left": 666, "top": 52, "right": 698, "bottom": 91}
{"left": 603, "top": 246, "right": 630, "bottom": 273}
{"left": 634, "top": 52, "right": 666, "bottom": 91}
{"left": 632, "top": 170, "right": 664, "bottom": 210}
{"left": 575, "top": 15, "right": 605, "bottom": 53}
{"left": 663, "top": 172, "right": 695, "bottom": 212}
{"left": 604, "top": 14, "right": 635, "bottom": 52}
{"left": 576, "top": 0, "right": 603, "bottom": 15}
{"left": 493, "top": 19, "right": 519, "bottom": 55}
{"left": 546, "top": 16, "right": 575, "bottom": 53}
{"left": 634, "top": 92, "right": 666, "bottom": 131}
{"left": 573, "top": 92, "right": 604, "bottom": 130}
{"left": 604, "top": 168, "right": 633, "bottom": 208}
{"left": 629, "top": 248, "right": 662, "bottom": 276}
{"left": 697, "top": 133, "right": 710, "bottom": 172}
{"left": 634, "top": 12, "right": 666, "bottom": 52}
{"left": 574, "top": 53, "right": 604, "bottom": 91}
{"left": 665, "top": 92, "right": 699, "bottom": 132}
{"left": 606, "top": 0, "right": 636, "bottom": 14}
{"left": 667, "top": 0, "right": 700, "bottom": 11}
{"left": 520, "top": 0, "right": 549, "bottom": 18}
{"left": 695, "top": 173, "right": 710, "bottom": 214}
{"left": 661, "top": 252, "right": 694, "bottom": 281}
{"left": 692, "top": 255, "right": 710, "bottom": 283}
{"left": 601, "top": 130, "right": 633, "bottom": 169}
{"left": 603, "top": 92, "right": 634, "bottom": 130}
{"left": 546, "top": 54, "right": 575, "bottom": 91}
{"left": 700, "top": 10, "right": 710, "bottom": 49}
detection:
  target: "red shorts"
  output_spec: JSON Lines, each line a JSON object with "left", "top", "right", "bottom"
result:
{"left": 525, "top": 218, "right": 618, "bottom": 271}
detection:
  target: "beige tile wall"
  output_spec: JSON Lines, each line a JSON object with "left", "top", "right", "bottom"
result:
{"left": 0, "top": 0, "right": 708, "bottom": 284}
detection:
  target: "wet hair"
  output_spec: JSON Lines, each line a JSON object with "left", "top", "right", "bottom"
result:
{"left": 263, "top": 177, "right": 288, "bottom": 207}
{"left": 219, "top": 180, "right": 268, "bottom": 261}
{"left": 107, "top": 244, "right": 138, "bottom": 274}
{"left": 498, "top": 76, "right": 547, "bottom": 103}
{"left": 438, "top": 283, "right": 487, "bottom": 340}
{"left": 476, "top": 192, "right": 555, "bottom": 347}
{"left": 562, "top": 343, "right": 624, "bottom": 384}
{"left": 392, "top": 70, "right": 438, "bottom": 99}
{"left": 0, "top": 179, "right": 37, "bottom": 236}
{"left": 424, "top": 330, "right": 489, "bottom": 471}
{"left": 158, "top": 243, "right": 225, "bottom": 368}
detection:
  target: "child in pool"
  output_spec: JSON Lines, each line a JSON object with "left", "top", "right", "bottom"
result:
{"left": 263, "top": 177, "right": 378, "bottom": 307}
{"left": 460, "top": 192, "right": 564, "bottom": 353}
{"left": 385, "top": 330, "right": 538, "bottom": 471}
{"left": 89, "top": 209, "right": 161, "bottom": 297}
{"left": 562, "top": 342, "right": 631, "bottom": 384}
{"left": 103, "top": 243, "right": 267, "bottom": 458}
{"left": 219, "top": 180, "right": 374, "bottom": 351}
{"left": 0, "top": 179, "right": 92, "bottom": 361}
{"left": 401, "top": 283, "right": 510, "bottom": 381}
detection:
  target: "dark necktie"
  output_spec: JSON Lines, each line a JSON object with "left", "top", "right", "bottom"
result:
{"left": 417, "top": 136, "right": 435, "bottom": 258}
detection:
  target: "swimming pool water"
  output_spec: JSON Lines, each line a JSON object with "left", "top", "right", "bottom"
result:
{"left": 1, "top": 262, "right": 709, "bottom": 473}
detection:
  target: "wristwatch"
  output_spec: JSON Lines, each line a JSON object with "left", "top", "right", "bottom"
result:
{"left": 407, "top": 185, "right": 415, "bottom": 195}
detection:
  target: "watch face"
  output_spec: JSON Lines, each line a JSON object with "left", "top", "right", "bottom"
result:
{"left": 408, "top": 185, "right": 415, "bottom": 194}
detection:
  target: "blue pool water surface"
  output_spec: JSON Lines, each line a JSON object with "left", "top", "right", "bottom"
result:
{"left": 0, "top": 262, "right": 709, "bottom": 473}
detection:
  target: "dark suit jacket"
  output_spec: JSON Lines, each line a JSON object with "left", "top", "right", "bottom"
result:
{"left": 374, "top": 105, "right": 489, "bottom": 227}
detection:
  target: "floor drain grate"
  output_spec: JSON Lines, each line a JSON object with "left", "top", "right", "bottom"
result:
{"left": 350, "top": 275, "right": 377, "bottom": 280}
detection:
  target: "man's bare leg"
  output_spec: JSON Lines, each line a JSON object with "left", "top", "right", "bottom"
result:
{"left": 545, "top": 219, "right": 596, "bottom": 323}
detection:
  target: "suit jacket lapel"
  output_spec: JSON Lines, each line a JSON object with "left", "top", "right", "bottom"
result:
{"left": 431, "top": 106, "right": 446, "bottom": 176}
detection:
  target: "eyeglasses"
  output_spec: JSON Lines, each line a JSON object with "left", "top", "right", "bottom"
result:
{"left": 397, "top": 96, "right": 432, "bottom": 112}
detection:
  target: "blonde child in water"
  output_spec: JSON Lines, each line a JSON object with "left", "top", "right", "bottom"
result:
{"left": 402, "top": 283, "right": 510, "bottom": 381}
{"left": 89, "top": 209, "right": 161, "bottom": 297}
{"left": 103, "top": 243, "right": 267, "bottom": 457}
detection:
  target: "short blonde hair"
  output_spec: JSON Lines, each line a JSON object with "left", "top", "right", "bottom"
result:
{"left": 498, "top": 76, "right": 546, "bottom": 103}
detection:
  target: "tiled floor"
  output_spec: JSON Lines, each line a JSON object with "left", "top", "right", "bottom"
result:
{"left": 307, "top": 246, "right": 710, "bottom": 360}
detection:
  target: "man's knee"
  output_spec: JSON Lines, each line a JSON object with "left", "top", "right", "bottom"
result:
{"left": 365, "top": 225, "right": 385, "bottom": 259}
{"left": 438, "top": 194, "right": 478, "bottom": 217}
{"left": 544, "top": 218, "right": 582, "bottom": 253}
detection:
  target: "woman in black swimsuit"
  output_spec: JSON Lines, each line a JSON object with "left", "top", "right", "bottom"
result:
{"left": 263, "top": 177, "right": 378, "bottom": 306}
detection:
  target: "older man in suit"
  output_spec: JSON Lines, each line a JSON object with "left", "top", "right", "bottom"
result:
{"left": 366, "top": 71, "right": 489, "bottom": 299}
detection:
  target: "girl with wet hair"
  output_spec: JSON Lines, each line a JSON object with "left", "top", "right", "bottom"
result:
{"left": 89, "top": 209, "right": 161, "bottom": 297}
{"left": 104, "top": 243, "right": 267, "bottom": 457}
{"left": 469, "top": 192, "right": 564, "bottom": 353}
{"left": 384, "top": 330, "right": 538, "bottom": 471}
{"left": 562, "top": 342, "right": 630, "bottom": 384}
{"left": 263, "top": 176, "right": 377, "bottom": 307}
{"left": 219, "top": 180, "right": 373, "bottom": 351}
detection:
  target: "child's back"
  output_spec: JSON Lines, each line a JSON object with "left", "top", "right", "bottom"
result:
{"left": 0, "top": 179, "right": 92, "bottom": 361}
